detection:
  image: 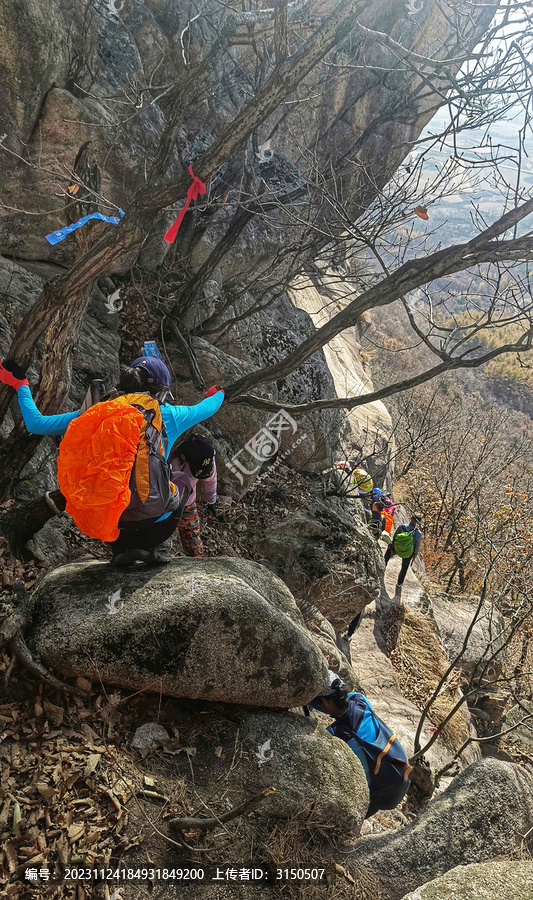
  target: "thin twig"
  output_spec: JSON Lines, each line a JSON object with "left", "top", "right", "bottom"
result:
{"left": 169, "top": 787, "right": 276, "bottom": 832}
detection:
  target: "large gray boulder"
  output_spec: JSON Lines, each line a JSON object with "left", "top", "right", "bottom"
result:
{"left": 399, "top": 860, "right": 533, "bottom": 900}
{"left": 28, "top": 558, "right": 328, "bottom": 707}
{"left": 258, "top": 495, "right": 383, "bottom": 633}
{"left": 235, "top": 710, "right": 370, "bottom": 830}
{"left": 348, "top": 759, "right": 533, "bottom": 900}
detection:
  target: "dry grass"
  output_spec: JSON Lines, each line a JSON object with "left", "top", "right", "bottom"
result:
{"left": 258, "top": 807, "right": 405, "bottom": 900}
{"left": 382, "top": 604, "right": 471, "bottom": 751}
{"left": 259, "top": 808, "right": 361, "bottom": 900}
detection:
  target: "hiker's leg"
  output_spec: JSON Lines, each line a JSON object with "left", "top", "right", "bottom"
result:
{"left": 346, "top": 611, "right": 363, "bottom": 638}
{"left": 384, "top": 545, "right": 394, "bottom": 568}
{"left": 109, "top": 512, "right": 179, "bottom": 555}
{"left": 177, "top": 503, "right": 204, "bottom": 557}
{"left": 397, "top": 556, "right": 411, "bottom": 586}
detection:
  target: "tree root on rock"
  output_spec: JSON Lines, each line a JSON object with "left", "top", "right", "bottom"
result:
{"left": 0, "top": 600, "right": 27, "bottom": 651}
{"left": 9, "top": 631, "right": 91, "bottom": 700}
{"left": 168, "top": 787, "right": 276, "bottom": 834}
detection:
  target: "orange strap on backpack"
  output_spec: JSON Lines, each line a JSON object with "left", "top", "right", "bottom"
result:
{"left": 57, "top": 397, "right": 144, "bottom": 542}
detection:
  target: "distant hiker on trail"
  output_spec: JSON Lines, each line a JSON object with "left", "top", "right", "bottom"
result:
{"left": 382, "top": 493, "right": 396, "bottom": 515}
{"left": 0, "top": 357, "right": 224, "bottom": 566}
{"left": 168, "top": 433, "right": 218, "bottom": 558}
{"left": 311, "top": 672, "right": 411, "bottom": 818}
{"left": 351, "top": 467, "right": 373, "bottom": 497}
{"left": 380, "top": 501, "right": 394, "bottom": 542}
{"left": 336, "top": 459, "right": 354, "bottom": 474}
{"left": 367, "top": 500, "right": 386, "bottom": 540}
{"left": 335, "top": 461, "right": 373, "bottom": 500}
{"left": 384, "top": 514, "right": 422, "bottom": 593}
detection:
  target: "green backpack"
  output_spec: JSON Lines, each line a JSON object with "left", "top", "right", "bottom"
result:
{"left": 394, "top": 531, "right": 414, "bottom": 559}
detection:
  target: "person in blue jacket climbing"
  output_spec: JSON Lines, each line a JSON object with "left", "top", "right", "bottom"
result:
{"left": 0, "top": 356, "right": 224, "bottom": 565}
{"left": 312, "top": 672, "right": 411, "bottom": 818}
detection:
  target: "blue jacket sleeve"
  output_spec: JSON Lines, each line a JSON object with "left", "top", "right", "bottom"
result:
{"left": 161, "top": 392, "right": 224, "bottom": 456}
{"left": 16, "top": 385, "right": 79, "bottom": 436}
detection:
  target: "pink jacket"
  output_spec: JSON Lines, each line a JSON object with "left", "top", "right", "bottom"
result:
{"left": 172, "top": 458, "right": 217, "bottom": 508}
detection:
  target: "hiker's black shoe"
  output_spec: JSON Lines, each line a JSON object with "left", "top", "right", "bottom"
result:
{"left": 150, "top": 547, "right": 172, "bottom": 564}
{"left": 111, "top": 550, "right": 141, "bottom": 567}
{"left": 111, "top": 549, "right": 170, "bottom": 567}
{"left": 136, "top": 548, "right": 172, "bottom": 566}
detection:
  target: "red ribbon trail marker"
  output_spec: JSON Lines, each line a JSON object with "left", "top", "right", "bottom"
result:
{"left": 164, "top": 165, "right": 206, "bottom": 244}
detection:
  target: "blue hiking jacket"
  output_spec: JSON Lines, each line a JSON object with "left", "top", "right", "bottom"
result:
{"left": 16, "top": 384, "right": 224, "bottom": 457}
{"left": 15, "top": 384, "right": 224, "bottom": 524}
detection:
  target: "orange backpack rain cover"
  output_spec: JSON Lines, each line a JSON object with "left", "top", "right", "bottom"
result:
{"left": 57, "top": 397, "right": 144, "bottom": 542}
{"left": 382, "top": 510, "right": 394, "bottom": 534}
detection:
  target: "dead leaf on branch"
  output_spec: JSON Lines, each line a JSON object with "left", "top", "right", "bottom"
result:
{"left": 414, "top": 204, "right": 429, "bottom": 220}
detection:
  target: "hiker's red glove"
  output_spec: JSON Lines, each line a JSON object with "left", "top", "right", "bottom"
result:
{"left": 205, "top": 385, "right": 224, "bottom": 398}
{"left": 0, "top": 359, "right": 29, "bottom": 389}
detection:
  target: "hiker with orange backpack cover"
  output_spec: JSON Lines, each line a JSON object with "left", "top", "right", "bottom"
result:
{"left": 0, "top": 357, "right": 224, "bottom": 565}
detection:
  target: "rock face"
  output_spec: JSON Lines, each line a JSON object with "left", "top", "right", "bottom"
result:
{"left": 399, "top": 860, "right": 533, "bottom": 900}
{"left": 0, "top": 0, "right": 498, "bottom": 261}
{"left": 295, "top": 596, "right": 362, "bottom": 691}
{"left": 349, "top": 759, "right": 533, "bottom": 900}
{"left": 259, "top": 492, "right": 384, "bottom": 633}
{"left": 288, "top": 275, "right": 393, "bottom": 481}
{"left": 432, "top": 593, "right": 506, "bottom": 681}
{"left": 348, "top": 600, "right": 454, "bottom": 775}
{"left": 236, "top": 710, "right": 370, "bottom": 830}
{"left": 179, "top": 294, "right": 345, "bottom": 489}
{"left": 28, "top": 558, "right": 329, "bottom": 707}
{"left": 501, "top": 701, "right": 533, "bottom": 755}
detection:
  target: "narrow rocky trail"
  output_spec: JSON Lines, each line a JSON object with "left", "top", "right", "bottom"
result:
{"left": 347, "top": 552, "right": 452, "bottom": 774}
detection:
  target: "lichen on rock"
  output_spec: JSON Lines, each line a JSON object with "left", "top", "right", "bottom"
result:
{"left": 28, "top": 557, "right": 329, "bottom": 707}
